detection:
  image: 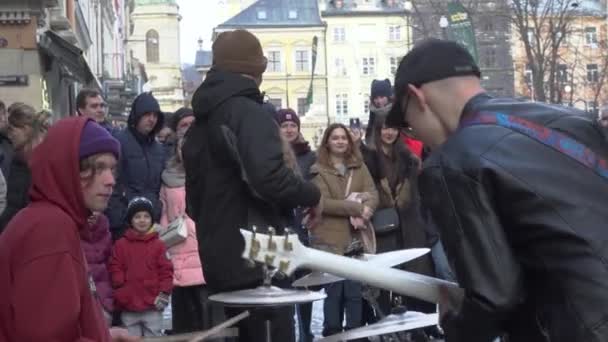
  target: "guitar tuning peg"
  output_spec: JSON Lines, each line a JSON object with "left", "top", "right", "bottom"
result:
{"left": 244, "top": 258, "right": 256, "bottom": 268}
{"left": 249, "top": 225, "right": 260, "bottom": 260}
{"left": 283, "top": 228, "right": 293, "bottom": 251}
{"left": 267, "top": 227, "right": 277, "bottom": 251}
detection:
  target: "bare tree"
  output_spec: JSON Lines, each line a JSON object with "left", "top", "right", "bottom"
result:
{"left": 511, "top": 0, "right": 582, "bottom": 103}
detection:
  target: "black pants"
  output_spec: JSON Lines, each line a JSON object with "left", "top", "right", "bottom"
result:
{"left": 225, "top": 306, "right": 295, "bottom": 342}
{"left": 172, "top": 285, "right": 226, "bottom": 334}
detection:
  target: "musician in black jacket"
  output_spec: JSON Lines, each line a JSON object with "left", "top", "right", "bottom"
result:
{"left": 387, "top": 39, "right": 608, "bottom": 342}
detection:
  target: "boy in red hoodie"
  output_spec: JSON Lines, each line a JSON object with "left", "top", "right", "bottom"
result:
{"left": 0, "top": 117, "right": 139, "bottom": 342}
{"left": 110, "top": 197, "right": 173, "bottom": 337}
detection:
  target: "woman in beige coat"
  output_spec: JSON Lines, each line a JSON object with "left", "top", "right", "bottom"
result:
{"left": 309, "top": 123, "right": 378, "bottom": 337}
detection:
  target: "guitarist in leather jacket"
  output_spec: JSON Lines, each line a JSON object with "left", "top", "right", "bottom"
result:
{"left": 386, "top": 39, "right": 608, "bottom": 342}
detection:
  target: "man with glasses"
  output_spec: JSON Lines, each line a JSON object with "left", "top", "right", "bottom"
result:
{"left": 77, "top": 89, "right": 116, "bottom": 133}
{"left": 386, "top": 39, "right": 608, "bottom": 342}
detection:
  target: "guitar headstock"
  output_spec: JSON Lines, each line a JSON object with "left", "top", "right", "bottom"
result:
{"left": 240, "top": 227, "right": 304, "bottom": 276}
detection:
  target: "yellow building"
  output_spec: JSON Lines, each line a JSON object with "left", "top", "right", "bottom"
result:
{"left": 512, "top": 0, "right": 608, "bottom": 114}
{"left": 128, "top": 0, "right": 185, "bottom": 112}
{"left": 320, "top": 0, "right": 411, "bottom": 127}
{"left": 215, "top": 0, "right": 329, "bottom": 144}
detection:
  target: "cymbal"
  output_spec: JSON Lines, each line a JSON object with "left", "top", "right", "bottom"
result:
{"left": 209, "top": 285, "right": 326, "bottom": 307}
{"left": 318, "top": 311, "right": 439, "bottom": 342}
{"left": 292, "top": 249, "right": 430, "bottom": 288}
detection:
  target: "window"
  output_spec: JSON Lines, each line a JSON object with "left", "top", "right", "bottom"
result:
{"left": 269, "top": 98, "right": 282, "bottom": 109}
{"left": 336, "top": 94, "right": 348, "bottom": 116}
{"left": 587, "top": 64, "right": 599, "bottom": 82}
{"left": 267, "top": 50, "right": 282, "bottom": 72}
{"left": 389, "top": 56, "right": 399, "bottom": 75}
{"left": 257, "top": 10, "right": 267, "bottom": 19}
{"left": 297, "top": 97, "right": 307, "bottom": 116}
{"left": 556, "top": 64, "right": 568, "bottom": 83}
{"left": 388, "top": 26, "right": 401, "bottom": 41}
{"left": 362, "top": 57, "right": 375, "bottom": 76}
{"left": 363, "top": 95, "right": 370, "bottom": 114}
{"left": 333, "top": 27, "right": 346, "bottom": 42}
{"left": 483, "top": 48, "right": 496, "bottom": 68}
{"left": 524, "top": 64, "right": 533, "bottom": 85}
{"left": 585, "top": 27, "right": 598, "bottom": 45}
{"left": 146, "top": 30, "right": 159, "bottom": 63}
{"left": 295, "top": 50, "right": 310, "bottom": 72}
{"left": 288, "top": 10, "right": 298, "bottom": 19}
{"left": 482, "top": 19, "right": 494, "bottom": 32}
{"left": 335, "top": 57, "right": 347, "bottom": 76}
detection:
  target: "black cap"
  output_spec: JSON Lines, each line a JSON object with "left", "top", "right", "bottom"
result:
{"left": 386, "top": 39, "right": 481, "bottom": 127}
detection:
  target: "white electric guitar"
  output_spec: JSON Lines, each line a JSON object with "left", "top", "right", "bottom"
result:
{"left": 240, "top": 228, "right": 463, "bottom": 304}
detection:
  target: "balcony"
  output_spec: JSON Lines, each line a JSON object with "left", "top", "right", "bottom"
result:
{"left": 49, "top": 7, "right": 70, "bottom": 31}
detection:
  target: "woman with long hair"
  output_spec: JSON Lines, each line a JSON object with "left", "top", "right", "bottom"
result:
{"left": 159, "top": 136, "right": 225, "bottom": 334}
{"left": 364, "top": 115, "right": 437, "bottom": 339}
{"left": 0, "top": 103, "right": 50, "bottom": 232}
{"left": 309, "top": 123, "right": 378, "bottom": 337}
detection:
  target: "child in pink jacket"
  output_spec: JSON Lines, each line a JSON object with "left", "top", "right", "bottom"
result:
{"left": 160, "top": 136, "right": 225, "bottom": 333}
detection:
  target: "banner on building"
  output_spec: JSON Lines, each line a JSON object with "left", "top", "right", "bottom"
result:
{"left": 305, "top": 35, "right": 318, "bottom": 115}
{"left": 447, "top": 1, "right": 479, "bottom": 64}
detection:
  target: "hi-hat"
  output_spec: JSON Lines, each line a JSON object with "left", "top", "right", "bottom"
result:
{"left": 209, "top": 285, "right": 326, "bottom": 307}
{"left": 318, "top": 311, "right": 438, "bottom": 342}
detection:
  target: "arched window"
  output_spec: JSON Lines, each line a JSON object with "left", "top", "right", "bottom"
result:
{"left": 146, "top": 30, "right": 159, "bottom": 63}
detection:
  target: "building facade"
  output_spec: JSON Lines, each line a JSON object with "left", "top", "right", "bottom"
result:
{"left": 128, "top": 0, "right": 184, "bottom": 112}
{"left": 320, "top": 0, "right": 411, "bottom": 130}
{"left": 410, "top": 0, "right": 515, "bottom": 97}
{"left": 216, "top": 0, "right": 329, "bottom": 144}
{"left": 512, "top": 0, "right": 608, "bottom": 113}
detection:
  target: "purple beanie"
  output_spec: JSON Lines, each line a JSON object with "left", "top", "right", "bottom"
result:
{"left": 79, "top": 120, "right": 121, "bottom": 160}
{"left": 274, "top": 108, "right": 300, "bottom": 130}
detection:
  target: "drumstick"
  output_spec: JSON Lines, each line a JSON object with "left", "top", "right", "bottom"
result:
{"left": 188, "top": 310, "right": 249, "bottom": 342}
{"left": 142, "top": 310, "right": 249, "bottom": 342}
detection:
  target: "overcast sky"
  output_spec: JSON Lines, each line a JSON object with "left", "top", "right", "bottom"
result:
{"left": 177, "top": 0, "right": 220, "bottom": 65}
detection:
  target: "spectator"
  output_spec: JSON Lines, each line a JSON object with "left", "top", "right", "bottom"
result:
{"left": 0, "top": 117, "right": 138, "bottom": 341}
{"left": 109, "top": 197, "right": 173, "bottom": 337}
{"left": 106, "top": 92, "right": 166, "bottom": 239}
{"left": 0, "top": 104, "right": 50, "bottom": 233}
{"left": 182, "top": 29, "right": 320, "bottom": 342}
{"left": 77, "top": 88, "right": 116, "bottom": 133}
{"left": 309, "top": 123, "right": 378, "bottom": 337}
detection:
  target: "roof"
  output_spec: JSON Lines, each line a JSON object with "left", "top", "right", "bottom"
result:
{"left": 217, "top": 0, "right": 323, "bottom": 28}
{"left": 321, "top": 0, "right": 408, "bottom": 16}
{"left": 195, "top": 49, "right": 212, "bottom": 68}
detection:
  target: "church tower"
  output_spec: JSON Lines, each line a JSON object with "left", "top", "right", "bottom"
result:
{"left": 129, "top": 0, "right": 184, "bottom": 112}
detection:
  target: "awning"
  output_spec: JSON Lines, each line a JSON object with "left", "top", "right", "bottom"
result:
{"left": 38, "top": 30, "right": 102, "bottom": 90}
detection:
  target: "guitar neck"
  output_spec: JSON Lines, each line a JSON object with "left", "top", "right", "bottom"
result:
{"left": 300, "top": 246, "right": 461, "bottom": 303}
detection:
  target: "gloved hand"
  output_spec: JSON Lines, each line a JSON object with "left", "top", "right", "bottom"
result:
{"left": 154, "top": 292, "right": 170, "bottom": 311}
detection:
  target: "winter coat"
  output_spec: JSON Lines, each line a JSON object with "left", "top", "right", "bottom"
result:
{"left": 182, "top": 69, "right": 321, "bottom": 292}
{"left": 0, "top": 169, "right": 5, "bottom": 216}
{"left": 0, "top": 156, "right": 31, "bottom": 233}
{"left": 109, "top": 229, "right": 173, "bottom": 312}
{"left": 419, "top": 93, "right": 608, "bottom": 342}
{"left": 0, "top": 133, "right": 13, "bottom": 179}
{"left": 106, "top": 92, "right": 166, "bottom": 238}
{"left": 292, "top": 137, "right": 316, "bottom": 180}
{"left": 80, "top": 214, "right": 113, "bottom": 313}
{"left": 362, "top": 145, "right": 434, "bottom": 277}
{"left": 0, "top": 117, "right": 110, "bottom": 342}
{"left": 309, "top": 159, "right": 378, "bottom": 255}
{"left": 160, "top": 167, "right": 205, "bottom": 287}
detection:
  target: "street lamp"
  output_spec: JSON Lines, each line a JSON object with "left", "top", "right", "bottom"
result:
{"left": 439, "top": 16, "right": 449, "bottom": 39}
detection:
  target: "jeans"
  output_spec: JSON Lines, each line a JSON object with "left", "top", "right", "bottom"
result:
{"left": 121, "top": 310, "right": 163, "bottom": 337}
{"left": 322, "top": 280, "right": 362, "bottom": 336}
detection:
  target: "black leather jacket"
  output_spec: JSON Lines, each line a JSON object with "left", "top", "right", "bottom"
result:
{"left": 419, "top": 93, "right": 608, "bottom": 342}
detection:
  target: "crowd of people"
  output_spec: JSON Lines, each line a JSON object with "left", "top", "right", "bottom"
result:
{"left": 0, "top": 27, "right": 607, "bottom": 342}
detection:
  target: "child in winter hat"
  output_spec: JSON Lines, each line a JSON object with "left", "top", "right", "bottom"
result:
{"left": 109, "top": 196, "right": 173, "bottom": 337}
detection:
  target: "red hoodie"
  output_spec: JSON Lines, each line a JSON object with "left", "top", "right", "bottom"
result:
{"left": 109, "top": 228, "right": 173, "bottom": 312}
{"left": 0, "top": 117, "right": 110, "bottom": 342}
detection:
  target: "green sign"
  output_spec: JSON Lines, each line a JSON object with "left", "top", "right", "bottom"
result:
{"left": 447, "top": 1, "right": 479, "bottom": 64}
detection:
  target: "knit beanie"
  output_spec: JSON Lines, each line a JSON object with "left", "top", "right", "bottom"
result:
{"left": 126, "top": 196, "right": 154, "bottom": 224}
{"left": 79, "top": 120, "right": 121, "bottom": 160}
{"left": 212, "top": 30, "right": 267, "bottom": 77}
{"left": 274, "top": 108, "right": 300, "bottom": 130}
{"left": 371, "top": 79, "right": 392, "bottom": 99}
{"left": 171, "top": 107, "right": 194, "bottom": 132}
